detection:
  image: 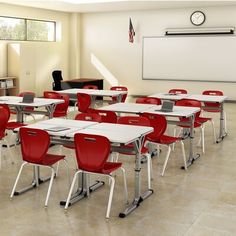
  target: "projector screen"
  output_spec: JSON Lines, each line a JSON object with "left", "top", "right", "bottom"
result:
{"left": 142, "top": 36, "right": 236, "bottom": 82}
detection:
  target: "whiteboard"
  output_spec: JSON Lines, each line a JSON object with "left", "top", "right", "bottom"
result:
{"left": 142, "top": 36, "right": 236, "bottom": 82}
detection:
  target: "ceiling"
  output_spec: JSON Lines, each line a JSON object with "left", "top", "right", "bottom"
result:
{"left": 0, "top": 0, "right": 235, "bottom": 13}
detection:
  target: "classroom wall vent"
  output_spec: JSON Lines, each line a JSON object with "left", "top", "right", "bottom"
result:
{"left": 165, "top": 27, "right": 235, "bottom": 36}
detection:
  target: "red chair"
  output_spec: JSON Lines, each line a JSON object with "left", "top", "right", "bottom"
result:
{"left": 142, "top": 113, "right": 187, "bottom": 176}
{"left": 1, "top": 104, "right": 26, "bottom": 160}
{"left": 169, "top": 89, "right": 188, "bottom": 94}
{"left": 65, "top": 133, "right": 128, "bottom": 218}
{"left": 76, "top": 93, "right": 91, "bottom": 113}
{"left": 44, "top": 91, "right": 69, "bottom": 118}
{"left": 175, "top": 99, "right": 216, "bottom": 153}
{"left": 110, "top": 86, "right": 128, "bottom": 103}
{"left": 10, "top": 127, "right": 68, "bottom": 207}
{"left": 202, "top": 90, "right": 227, "bottom": 133}
{"left": 0, "top": 105, "right": 15, "bottom": 169}
{"left": 89, "top": 109, "right": 117, "bottom": 123}
{"left": 117, "top": 116, "right": 152, "bottom": 188}
{"left": 83, "top": 85, "right": 98, "bottom": 90}
{"left": 136, "top": 97, "right": 161, "bottom": 105}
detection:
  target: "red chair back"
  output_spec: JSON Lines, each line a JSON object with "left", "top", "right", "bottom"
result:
{"left": 75, "top": 113, "right": 102, "bottom": 122}
{"left": 202, "top": 90, "right": 223, "bottom": 112}
{"left": 53, "top": 94, "right": 70, "bottom": 117}
{"left": 169, "top": 89, "right": 187, "bottom": 94}
{"left": 83, "top": 85, "right": 98, "bottom": 90}
{"left": 19, "top": 127, "right": 50, "bottom": 164}
{"left": 136, "top": 97, "right": 161, "bottom": 105}
{"left": 44, "top": 91, "right": 69, "bottom": 117}
{"left": 89, "top": 109, "right": 117, "bottom": 123}
{"left": 110, "top": 86, "right": 128, "bottom": 103}
{"left": 0, "top": 106, "right": 9, "bottom": 139}
{"left": 74, "top": 133, "right": 110, "bottom": 172}
{"left": 142, "top": 113, "right": 167, "bottom": 142}
{"left": 77, "top": 93, "right": 91, "bottom": 113}
{"left": 175, "top": 99, "right": 201, "bottom": 124}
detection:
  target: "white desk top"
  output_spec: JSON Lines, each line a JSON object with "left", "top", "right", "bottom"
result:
{"left": 0, "top": 96, "right": 63, "bottom": 107}
{"left": 188, "top": 94, "right": 228, "bottom": 103}
{"left": 15, "top": 118, "right": 98, "bottom": 137}
{"left": 42, "top": 118, "right": 98, "bottom": 128}
{"left": 149, "top": 93, "right": 189, "bottom": 101}
{"left": 59, "top": 88, "right": 127, "bottom": 97}
{"left": 146, "top": 105, "right": 200, "bottom": 118}
{"left": 149, "top": 93, "right": 227, "bottom": 103}
{"left": 101, "top": 102, "right": 156, "bottom": 113}
{"left": 67, "top": 122, "right": 153, "bottom": 145}
{"left": 100, "top": 102, "right": 200, "bottom": 117}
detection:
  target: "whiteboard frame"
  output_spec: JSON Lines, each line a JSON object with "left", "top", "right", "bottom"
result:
{"left": 142, "top": 35, "right": 236, "bottom": 83}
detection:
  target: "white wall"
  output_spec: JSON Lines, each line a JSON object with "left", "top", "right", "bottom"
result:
{"left": 80, "top": 6, "right": 236, "bottom": 100}
{"left": 0, "top": 3, "right": 71, "bottom": 96}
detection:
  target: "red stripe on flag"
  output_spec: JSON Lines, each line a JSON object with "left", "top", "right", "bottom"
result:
{"left": 129, "top": 18, "right": 135, "bottom": 43}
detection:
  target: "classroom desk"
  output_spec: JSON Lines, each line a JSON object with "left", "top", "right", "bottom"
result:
{"left": 66, "top": 122, "right": 153, "bottom": 218}
{"left": 101, "top": 102, "right": 201, "bottom": 168}
{"left": 59, "top": 88, "right": 128, "bottom": 106}
{"left": 150, "top": 93, "right": 228, "bottom": 142}
{"left": 14, "top": 118, "right": 153, "bottom": 218}
{"left": 0, "top": 96, "right": 63, "bottom": 123}
{"left": 12, "top": 118, "right": 98, "bottom": 195}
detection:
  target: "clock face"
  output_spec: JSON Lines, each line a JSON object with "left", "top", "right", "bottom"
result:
{"left": 190, "top": 11, "right": 205, "bottom": 26}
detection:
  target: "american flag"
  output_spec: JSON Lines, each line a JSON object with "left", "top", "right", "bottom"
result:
{"left": 129, "top": 18, "right": 135, "bottom": 43}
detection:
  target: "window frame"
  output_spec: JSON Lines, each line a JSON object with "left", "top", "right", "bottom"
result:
{"left": 0, "top": 15, "right": 56, "bottom": 42}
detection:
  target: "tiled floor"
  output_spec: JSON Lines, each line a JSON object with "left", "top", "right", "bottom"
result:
{"left": 0, "top": 103, "right": 236, "bottom": 235}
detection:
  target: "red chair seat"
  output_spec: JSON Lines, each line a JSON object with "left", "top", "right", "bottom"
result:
{"left": 6, "top": 122, "right": 26, "bottom": 130}
{"left": 196, "top": 117, "right": 212, "bottom": 123}
{"left": 98, "top": 162, "right": 122, "bottom": 174}
{"left": 41, "top": 154, "right": 65, "bottom": 166}
{"left": 159, "top": 135, "right": 182, "bottom": 145}
{"left": 203, "top": 108, "right": 220, "bottom": 113}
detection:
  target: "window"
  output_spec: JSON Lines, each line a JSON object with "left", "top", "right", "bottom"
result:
{"left": 0, "top": 16, "right": 56, "bottom": 42}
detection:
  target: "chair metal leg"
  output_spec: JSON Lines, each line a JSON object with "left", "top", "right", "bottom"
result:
{"left": 201, "top": 126, "right": 205, "bottom": 154}
{"left": 106, "top": 176, "right": 115, "bottom": 219}
{"left": 210, "top": 119, "right": 216, "bottom": 143}
{"left": 146, "top": 153, "right": 152, "bottom": 189}
{"left": 120, "top": 167, "right": 128, "bottom": 204}
{"left": 10, "top": 162, "right": 27, "bottom": 198}
{"left": 161, "top": 146, "right": 171, "bottom": 176}
{"left": 180, "top": 141, "right": 187, "bottom": 170}
{"left": 65, "top": 170, "right": 81, "bottom": 210}
{"left": 224, "top": 112, "right": 227, "bottom": 133}
{"left": 45, "top": 167, "right": 55, "bottom": 207}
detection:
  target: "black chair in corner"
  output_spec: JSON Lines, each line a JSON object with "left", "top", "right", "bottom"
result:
{"left": 52, "top": 70, "right": 63, "bottom": 91}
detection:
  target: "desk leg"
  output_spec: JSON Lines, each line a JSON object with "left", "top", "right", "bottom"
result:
{"left": 60, "top": 173, "right": 105, "bottom": 206}
{"left": 46, "top": 104, "right": 56, "bottom": 119}
{"left": 182, "top": 114, "right": 200, "bottom": 169}
{"left": 119, "top": 136, "right": 153, "bottom": 218}
{"left": 217, "top": 103, "right": 227, "bottom": 143}
{"left": 117, "top": 94, "right": 122, "bottom": 103}
{"left": 15, "top": 107, "right": 24, "bottom": 123}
